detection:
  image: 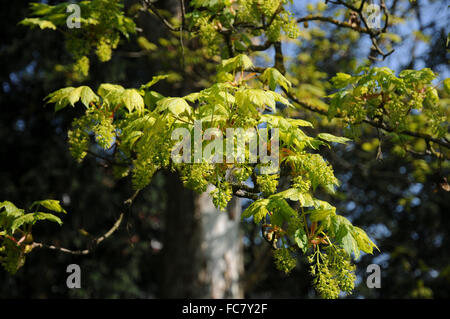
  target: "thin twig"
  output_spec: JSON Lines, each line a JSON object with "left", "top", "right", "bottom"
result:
{"left": 143, "top": 0, "right": 181, "bottom": 32}
{"left": 297, "top": 15, "right": 371, "bottom": 34}
{"left": 86, "top": 150, "right": 130, "bottom": 167}
{"left": 32, "top": 212, "right": 124, "bottom": 255}
{"left": 31, "top": 189, "right": 141, "bottom": 255}
{"left": 179, "top": 0, "right": 186, "bottom": 71}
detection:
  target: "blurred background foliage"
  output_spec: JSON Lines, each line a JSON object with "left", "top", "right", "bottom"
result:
{"left": 0, "top": 0, "right": 448, "bottom": 298}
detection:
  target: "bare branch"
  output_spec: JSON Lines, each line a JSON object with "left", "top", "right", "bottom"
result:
{"left": 297, "top": 15, "right": 372, "bottom": 34}
{"left": 326, "top": 0, "right": 394, "bottom": 60}
{"left": 143, "top": 0, "right": 181, "bottom": 32}
{"left": 32, "top": 212, "right": 124, "bottom": 255}
{"left": 248, "top": 40, "right": 273, "bottom": 52}
{"left": 231, "top": 183, "right": 260, "bottom": 201}
{"left": 86, "top": 150, "right": 130, "bottom": 167}
{"left": 31, "top": 189, "right": 141, "bottom": 255}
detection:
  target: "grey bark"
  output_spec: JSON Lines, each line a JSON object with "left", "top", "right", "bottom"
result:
{"left": 161, "top": 172, "right": 243, "bottom": 298}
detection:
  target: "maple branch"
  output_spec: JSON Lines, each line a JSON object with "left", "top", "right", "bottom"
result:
{"left": 32, "top": 190, "right": 140, "bottom": 255}
{"left": 284, "top": 88, "right": 449, "bottom": 150}
{"left": 86, "top": 150, "right": 130, "bottom": 167}
{"left": 143, "top": 0, "right": 181, "bottom": 32}
{"left": 297, "top": 15, "right": 371, "bottom": 34}
{"left": 231, "top": 183, "right": 260, "bottom": 201}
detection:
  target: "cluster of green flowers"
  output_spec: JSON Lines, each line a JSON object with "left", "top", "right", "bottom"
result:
{"left": 179, "top": 163, "right": 215, "bottom": 194}
{"left": 308, "top": 247, "right": 356, "bottom": 299}
{"left": 73, "top": 56, "right": 90, "bottom": 78}
{"left": 0, "top": 238, "right": 25, "bottom": 275}
{"left": 266, "top": 11, "right": 300, "bottom": 42}
{"left": 229, "top": 165, "right": 253, "bottom": 184}
{"left": 195, "top": 15, "right": 223, "bottom": 56}
{"left": 131, "top": 158, "right": 158, "bottom": 191}
{"left": 23, "top": 0, "right": 136, "bottom": 79}
{"left": 210, "top": 180, "right": 233, "bottom": 210}
{"left": 256, "top": 174, "right": 279, "bottom": 196}
{"left": 273, "top": 247, "right": 297, "bottom": 274}
{"left": 290, "top": 154, "right": 339, "bottom": 191}
{"left": 67, "top": 108, "right": 117, "bottom": 162}
{"left": 252, "top": 0, "right": 280, "bottom": 17}
{"left": 67, "top": 116, "right": 91, "bottom": 163}
{"left": 95, "top": 35, "right": 120, "bottom": 63}
{"left": 330, "top": 67, "right": 448, "bottom": 139}
{"left": 331, "top": 248, "right": 357, "bottom": 293}
{"left": 292, "top": 175, "right": 311, "bottom": 193}
{"left": 188, "top": 0, "right": 299, "bottom": 58}
{"left": 92, "top": 112, "right": 116, "bottom": 149}
{"left": 131, "top": 130, "right": 173, "bottom": 190}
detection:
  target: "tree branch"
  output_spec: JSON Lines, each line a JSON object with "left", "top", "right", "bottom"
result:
{"left": 86, "top": 150, "right": 130, "bottom": 167}
{"left": 283, "top": 87, "right": 449, "bottom": 150}
{"left": 143, "top": 0, "right": 181, "bottom": 32}
{"left": 246, "top": 65, "right": 449, "bottom": 152}
{"left": 326, "top": 0, "right": 394, "bottom": 60}
{"left": 362, "top": 118, "right": 450, "bottom": 149}
{"left": 32, "top": 212, "right": 124, "bottom": 255}
{"left": 231, "top": 183, "right": 260, "bottom": 201}
{"left": 297, "top": 14, "right": 371, "bottom": 34}
{"left": 248, "top": 40, "right": 273, "bottom": 52}
{"left": 31, "top": 189, "right": 141, "bottom": 255}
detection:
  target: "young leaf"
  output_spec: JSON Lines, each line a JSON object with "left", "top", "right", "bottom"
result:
{"left": 271, "top": 188, "right": 314, "bottom": 207}
{"left": 294, "top": 227, "right": 308, "bottom": 253}
{"left": 310, "top": 200, "right": 336, "bottom": 222}
{"left": 68, "top": 87, "right": 83, "bottom": 107}
{"left": 44, "top": 87, "right": 74, "bottom": 111}
{"left": 352, "top": 226, "right": 379, "bottom": 254}
{"left": 236, "top": 89, "right": 276, "bottom": 112}
{"left": 11, "top": 212, "right": 62, "bottom": 235}
{"left": 241, "top": 199, "right": 270, "bottom": 224}
{"left": 140, "top": 75, "right": 169, "bottom": 90}
{"left": 19, "top": 18, "right": 57, "bottom": 30}
{"left": 30, "top": 200, "right": 67, "bottom": 214}
{"left": 260, "top": 67, "right": 292, "bottom": 91}
{"left": 183, "top": 92, "right": 202, "bottom": 103}
{"left": 0, "top": 201, "right": 25, "bottom": 234}
{"left": 310, "top": 208, "right": 335, "bottom": 222}
{"left": 220, "top": 54, "right": 253, "bottom": 73}
{"left": 79, "top": 86, "right": 99, "bottom": 108}
{"left": 33, "top": 212, "right": 63, "bottom": 225}
{"left": 123, "top": 89, "right": 145, "bottom": 114}
{"left": 144, "top": 91, "right": 165, "bottom": 109}
{"left": 156, "top": 97, "right": 191, "bottom": 116}
{"left": 97, "top": 83, "right": 125, "bottom": 106}
{"left": 341, "top": 229, "right": 360, "bottom": 260}
{"left": 331, "top": 72, "right": 352, "bottom": 88}
{"left": 289, "top": 118, "right": 313, "bottom": 128}
{"left": 330, "top": 214, "right": 353, "bottom": 242}
{"left": 0, "top": 201, "right": 24, "bottom": 216}
{"left": 268, "top": 198, "right": 296, "bottom": 223}
{"left": 267, "top": 91, "right": 293, "bottom": 108}
{"left": 317, "top": 133, "right": 351, "bottom": 144}
{"left": 44, "top": 86, "right": 99, "bottom": 111}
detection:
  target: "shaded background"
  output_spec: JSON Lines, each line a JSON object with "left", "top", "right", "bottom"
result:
{"left": 0, "top": 0, "right": 449, "bottom": 298}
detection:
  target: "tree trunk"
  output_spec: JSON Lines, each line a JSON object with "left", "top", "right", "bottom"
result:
{"left": 161, "top": 172, "right": 244, "bottom": 298}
